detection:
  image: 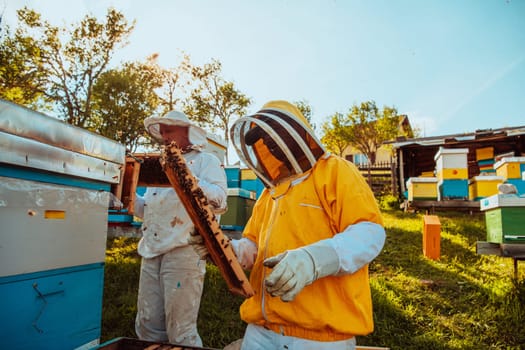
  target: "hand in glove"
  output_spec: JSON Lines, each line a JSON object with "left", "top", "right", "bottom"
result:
{"left": 188, "top": 229, "right": 210, "bottom": 260}
{"left": 263, "top": 239, "right": 340, "bottom": 302}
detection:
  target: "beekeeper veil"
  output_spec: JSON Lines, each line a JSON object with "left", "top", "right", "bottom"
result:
{"left": 231, "top": 100, "right": 326, "bottom": 188}
{"left": 144, "top": 110, "right": 207, "bottom": 150}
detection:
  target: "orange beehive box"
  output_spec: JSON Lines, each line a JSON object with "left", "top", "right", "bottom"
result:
{"left": 423, "top": 215, "right": 441, "bottom": 260}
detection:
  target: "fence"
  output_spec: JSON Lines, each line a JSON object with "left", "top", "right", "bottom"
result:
{"left": 356, "top": 161, "right": 397, "bottom": 196}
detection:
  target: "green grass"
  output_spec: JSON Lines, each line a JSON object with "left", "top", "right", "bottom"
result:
{"left": 101, "top": 210, "right": 525, "bottom": 349}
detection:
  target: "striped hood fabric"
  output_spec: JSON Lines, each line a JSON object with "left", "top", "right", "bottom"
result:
{"left": 231, "top": 100, "right": 326, "bottom": 188}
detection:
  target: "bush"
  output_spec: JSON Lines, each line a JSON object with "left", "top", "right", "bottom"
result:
{"left": 377, "top": 194, "right": 400, "bottom": 210}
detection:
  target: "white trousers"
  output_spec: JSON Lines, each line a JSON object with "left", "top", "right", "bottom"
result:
{"left": 135, "top": 245, "right": 206, "bottom": 346}
{"left": 240, "top": 324, "right": 356, "bottom": 350}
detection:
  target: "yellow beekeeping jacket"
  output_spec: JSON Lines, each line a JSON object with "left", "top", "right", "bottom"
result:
{"left": 239, "top": 154, "right": 383, "bottom": 341}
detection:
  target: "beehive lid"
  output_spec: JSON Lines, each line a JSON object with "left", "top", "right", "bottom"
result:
{"left": 227, "top": 187, "right": 257, "bottom": 199}
{"left": 469, "top": 175, "right": 505, "bottom": 183}
{"left": 480, "top": 194, "right": 525, "bottom": 211}
{"left": 407, "top": 177, "right": 438, "bottom": 185}
{"left": 434, "top": 147, "right": 469, "bottom": 161}
{"left": 0, "top": 99, "right": 125, "bottom": 184}
{"left": 494, "top": 157, "right": 525, "bottom": 169}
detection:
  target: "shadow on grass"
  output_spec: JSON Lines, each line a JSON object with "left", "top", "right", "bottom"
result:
{"left": 369, "top": 211, "right": 525, "bottom": 349}
{"left": 358, "top": 282, "right": 453, "bottom": 350}
{"left": 198, "top": 264, "right": 247, "bottom": 348}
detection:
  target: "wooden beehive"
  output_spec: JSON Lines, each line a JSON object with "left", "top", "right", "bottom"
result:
{"left": 423, "top": 215, "right": 441, "bottom": 260}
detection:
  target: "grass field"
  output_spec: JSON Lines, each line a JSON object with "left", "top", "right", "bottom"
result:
{"left": 101, "top": 207, "right": 525, "bottom": 349}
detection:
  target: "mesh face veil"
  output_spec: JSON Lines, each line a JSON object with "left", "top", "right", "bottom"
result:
{"left": 231, "top": 101, "right": 326, "bottom": 188}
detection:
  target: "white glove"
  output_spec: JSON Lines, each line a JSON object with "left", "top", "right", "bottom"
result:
{"left": 263, "top": 239, "right": 340, "bottom": 302}
{"left": 188, "top": 229, "right": 210, "bottom": 260}
{"left": 231, "top": 238, "right": 257, "bottom": 270}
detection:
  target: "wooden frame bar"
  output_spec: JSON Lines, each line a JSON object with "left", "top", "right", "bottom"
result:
{"left": 161, "top": 143, "right": 254, "bottom": 298}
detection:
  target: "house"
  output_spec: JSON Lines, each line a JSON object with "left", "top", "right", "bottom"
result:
{"left": 343, "top": 115, "right": 414, "bottom": 165}
{"left": 387, "top": 125, "right": 525, "bottom": 197}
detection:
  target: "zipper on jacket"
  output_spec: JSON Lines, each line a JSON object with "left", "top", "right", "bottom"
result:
{"left": 261, "top": 195, "right": 281, "bottom": 322}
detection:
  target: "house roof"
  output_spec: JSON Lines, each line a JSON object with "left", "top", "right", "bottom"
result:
{"left": 387, "top": 125, "right": 525, "bottom": 149}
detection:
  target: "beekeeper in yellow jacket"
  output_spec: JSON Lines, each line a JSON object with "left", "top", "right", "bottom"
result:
{"left": 192, "top": 100, "right": 385, "bottom": 349}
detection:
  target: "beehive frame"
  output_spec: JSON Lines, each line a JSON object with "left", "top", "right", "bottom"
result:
{"left": 161, "top": 142, "right": 254, "bottom": 298}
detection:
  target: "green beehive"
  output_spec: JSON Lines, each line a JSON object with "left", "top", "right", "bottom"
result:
{"left": 485, "top": 207, "right": 525, "bottom": 243}
{"left": 220, "top": 188, "right": 256, "bottom": 231}
{"left": 481, "top": 194, "right": 525, "bottom": 244}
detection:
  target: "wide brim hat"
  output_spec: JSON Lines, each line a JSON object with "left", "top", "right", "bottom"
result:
{"left": 144, "top": 110, "right": 207, "bottom": 147}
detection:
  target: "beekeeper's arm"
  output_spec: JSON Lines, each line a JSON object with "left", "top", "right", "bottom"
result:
{"left": 193, "top": 153, "right": 228, "bottom": 215}
{"left": 134, "top": 194, "right": 145, "bottom": 219}
{"left": 188, "top": 233, "right": 257, "bottom": 269}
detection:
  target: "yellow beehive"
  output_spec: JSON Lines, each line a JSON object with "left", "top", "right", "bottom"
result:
{"left": 240, "top": 168, "right": 257, "bottom": 180}
{"left": 407, "top": 177, "right": 438, "bottom": 201}
{"left": 436, "top": 168, "right": 468, "bottom": 181}
{"left": 494, "top": 157, "right": 525, "bottom": 179}
{"left": 468, "top": 175, "right": 504, "bottom": 201}
{"left": 476, "top": 147, "right": 494, "bottom": 161}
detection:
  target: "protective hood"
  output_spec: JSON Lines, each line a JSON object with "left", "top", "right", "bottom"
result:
{"left": 231, "top": 100, "right": 326, "bottom": 188}
{"left": 144, "top": 110, "right": 207, "bottom": 149}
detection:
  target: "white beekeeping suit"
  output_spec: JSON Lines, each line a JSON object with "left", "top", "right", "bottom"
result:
{"left": 134, "top": 110, "right": 227, "bottom": 346}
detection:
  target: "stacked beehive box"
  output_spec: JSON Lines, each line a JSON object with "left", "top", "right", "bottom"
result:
{"left": 240, "top": 168, "right": 265, "bottom": 198}
{"left": 222, "top": 166, "right": 263, "bottom": 231}
{"left": 220, "top": 188, "right": 256, "bottom": 231}
{"left": 406, "top": 177, "right": 438, "bottom": 201}
{"left": 476, "top": 147, "right": 496, "bottom": 174}
{"left": 434, "top": 147, "right": 469, "bottom": 200}
{"left": 469, "top": 175, "right": 504, "bottom": 201}
{"left": 480, "top": 194, "right": 525, "bottom": 244}
{"left": 0, "top": 99, "right": 125, "bottom": 349}
{"left": 494, "top": 156, "right": 525, "bottom": 195}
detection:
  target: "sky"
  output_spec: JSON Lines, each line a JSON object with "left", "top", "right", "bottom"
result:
{"left": 2, "top": 0, "right": 525, "bottom": 138}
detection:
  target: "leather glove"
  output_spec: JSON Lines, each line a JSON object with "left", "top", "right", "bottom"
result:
{"left": 188, "top": 229, "right": 210, "bottom": 260}
{"left": 263, "top": 239, "right": 340, "bottom": 302}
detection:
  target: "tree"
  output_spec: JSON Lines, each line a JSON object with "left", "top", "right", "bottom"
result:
{"left": 13, "top": 7, "right": 135, "bottom": 127}
{"left": 0, "top": 21, "right": 47, "bottom": 108}
{"left": 91, "top": 57, "right": 163, "bottom": 152}
{"left": 294, "top": 99, "right": 316, "bottom": 131}
{"left": 154, "top": 52, "right": 193, "bottom": 114}
{"left": 346, "top": 101, "right": 406, "bottom": 164}
{"left": 185, "top": 59, "right": 251, "bottom": 164}
{"left": 320, "top": 112, "right": 352, "bottom": 157}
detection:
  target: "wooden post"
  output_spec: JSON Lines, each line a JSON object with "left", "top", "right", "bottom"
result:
{"left": 390, "top": 158, "right": 397, "bottom": 197}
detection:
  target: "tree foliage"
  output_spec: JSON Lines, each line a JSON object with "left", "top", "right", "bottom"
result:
{"left": 12, "top": 7, "right": 135, "bottom": 128}
{"left": 320, "top": 112, "right": 352, "bottom": 157}
{"left": 347, "top": 101, "right": 404, "bottom": 164}
{"left": 321, "top": 101, "right": 412, "bottom": 163}
{"left": 185, "top": 59, "right": 251, "bottom": 164}
{"left": 294, "top": 99, "right": 316, "bottom": 130}
{"left": 91, "top": 56, "right": 163, "bottom": 152}
{"left": 0, "top": 22, "right": 47, "bottom": 108}
{"left": 1, "top": 8, "right": 252, "bottom": 156}
{"left": 153, "top": 52, "right": 193, "bottom": 114}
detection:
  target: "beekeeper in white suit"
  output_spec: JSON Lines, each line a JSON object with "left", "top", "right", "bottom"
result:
{"left": 134, "top": 110, "right": 228, "bottom": 346}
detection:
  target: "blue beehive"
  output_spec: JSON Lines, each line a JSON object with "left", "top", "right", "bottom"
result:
{"left": 438, "top": 179, "right": 469, "bottom": 200}
{"left": 225, "top": 166, "right": 241, "bottom": 188}
{"left": 0, "top": 99, "right": 125, "bottom": 349}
